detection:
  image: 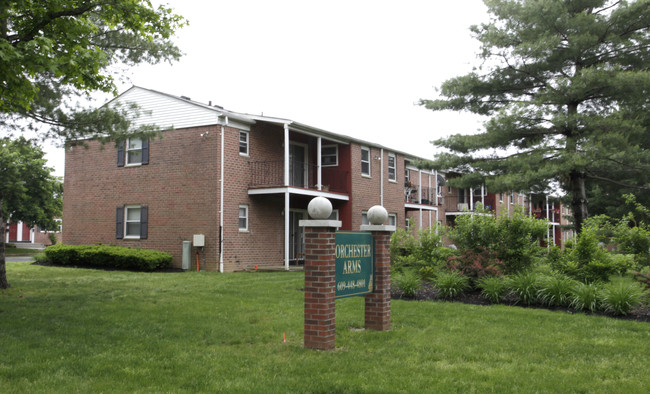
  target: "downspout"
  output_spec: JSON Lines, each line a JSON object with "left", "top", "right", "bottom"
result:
{"left": 317, "top": 137, "right": 322, "bottom": 190}
{"left": 284, "top": 123, "right": 290, "bottom": 271}
{"left": 219, "top": 117, "right": 228, "bottom": 273}
{"left": 546, "top": 195, "right": 550, "bottom": 250}
{"left": 434, "top": 170, "right": 438, "bottom": 206}
{"left": 418, "top": 170, "right": 422, "bottom": 229}
{"left": 481, "top": 185, "right": 485, "bottom": 206}
{"left": 470, "top": 187, "right": 474, "bottom": 216}
{"left": 380, "top": 148, "right": 384, "bottom": 206}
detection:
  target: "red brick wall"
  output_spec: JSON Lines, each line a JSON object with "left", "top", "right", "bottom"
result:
{"left": 64, "top": 125, "right": 222, "bottom": 270}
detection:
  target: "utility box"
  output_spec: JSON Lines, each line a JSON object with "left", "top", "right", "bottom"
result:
{"left": 193, "top": 234, "right": 205, "bottom": 247}
{"left": 182, "top": 241, "right": 191, "bottom": 270}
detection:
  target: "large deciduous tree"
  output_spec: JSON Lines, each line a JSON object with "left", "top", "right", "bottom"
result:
{"left": 0, "top": 0, "right": 186, "bottom": 142}
{"left": 1, "top": 138, "right": 62, "bottom": 289}
{"left": 0, "top": 1, "right": 185, "bottom": 288}
{"left": 420, "top": 0, "right": 650, "bottom": 233}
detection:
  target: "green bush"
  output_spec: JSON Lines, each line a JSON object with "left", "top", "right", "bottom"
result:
{"left": 478, "top": 276, "right": 508, "bottom": 303}
{"left": 44, "top": 244, "right": 172, "bottom": 271}
{"left": 601, "top": 281, "right": 645, "bottom": 316}
{"left": 418, "top": 266, "right": 437, "bottom": 282}
{"left": 537, "top": 274, "right": 576, "bottom": 307}
{"left": 48, "top": 232, "right": 58, "bottom": 245}
{"left": 435, "top": 270, "right": 469, "bottom": 300}
{"left": 390, "top": 225, "right": 453, "bottom": 274}
{"left": 448, "top": 205, "right": 547, "bottom": 274}
{"left": 551, "top": 225, "right": 636, "bottom": 283}
{"left": 570, "top": 282, "right": 602, "bottom": 313}
{"left": 392, "top": 270, "right": 422, "bottom": 298}
{"left": 507, "top": 272, "right": 540, "bottom": 305}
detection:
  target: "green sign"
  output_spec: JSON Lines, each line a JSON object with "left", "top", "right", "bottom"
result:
{"left": 335, "top": 231, "right": 374, "bottom": 299}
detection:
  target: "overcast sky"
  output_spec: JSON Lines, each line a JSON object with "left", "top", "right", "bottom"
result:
{"left": 45, "top": 0, "right": 490, "bottom": 177}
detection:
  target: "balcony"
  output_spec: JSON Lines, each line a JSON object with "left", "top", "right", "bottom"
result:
{"left": 404, "top": 184, "right": 439, "bottom": 205}
{"left": 443, "top": 194, "right": 496, "bottom": 213}
{"left": 248, "top": 160, "right": 349, "bottom": 194}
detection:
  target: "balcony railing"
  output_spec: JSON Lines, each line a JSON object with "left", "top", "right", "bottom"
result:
{"left": 404, "top": 185, "right": 439, "bottom": 205}
{"left": 443, "top": 195, "right": 495, "bottom": 212}
{"left": 248, "top": 160, "right": 349, "bottom": 193}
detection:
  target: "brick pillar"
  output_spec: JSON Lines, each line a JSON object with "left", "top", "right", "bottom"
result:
{"left": 303, "top": 226, "right": 337, "bottom": 350}
{"left": 365, "top": 231, "right": 391, "bottom": 331}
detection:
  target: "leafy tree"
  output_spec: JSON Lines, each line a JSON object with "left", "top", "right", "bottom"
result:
{"left": 0, "top": 0, "right": 186, "bottom": 142}
{"left": 420, "top": 0, "right": 650, "bottom": 234}
{"left": 0, "top": 1, "right": 186, "bottom": 288}
{"left": 1, "top": 138, "right": 62, "bottom": 289}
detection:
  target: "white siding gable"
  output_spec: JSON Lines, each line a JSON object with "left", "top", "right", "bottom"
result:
{"left": 110, "top": 86, "right": 251, "bottom": 131}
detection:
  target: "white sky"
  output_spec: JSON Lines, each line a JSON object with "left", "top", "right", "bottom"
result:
{"left": 45, "top": 0, "right": 490, "bottom": 177}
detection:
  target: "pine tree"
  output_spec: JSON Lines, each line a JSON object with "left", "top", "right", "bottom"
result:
{"left": 420, "top": 0, "right": 650, "bottom": 233}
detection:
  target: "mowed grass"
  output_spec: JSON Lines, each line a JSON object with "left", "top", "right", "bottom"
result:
{"left": 1, "top": 262, "right": 649, "bottom": 393}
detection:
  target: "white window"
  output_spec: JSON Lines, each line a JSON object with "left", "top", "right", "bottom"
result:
{"left": 389, "top": 213, "right": 397, "bottom": 226}
{"left": 510, "top": 192, "right": 515, "bottom": 204}
{"left": 321, "top": 145, "right": 338, "bottom": 166}
{"left": 361, "top": 147, "right": 370, "bottom": 177}
{"left": 125, "top": 205, "right": 142, "bottom": 238}
{"left": 388, "top": 153, "right": 396, "bottom": 182}
{"left": 499, "top": 193, "right": 504, "bottom": 202}
{"left": 239, "top": 205, "right": 248, "bottom": 231}
{"left": 126, "top": 138, "right": 143, "bottom": 165}
{"left": 405, "top": 168, "right": 410, "bottom": 184}
{"left": 361, "top": 211, "right": 369, "bottom": 225}
{"left": 239, "top": 131, "right": 249, "bottom": 156}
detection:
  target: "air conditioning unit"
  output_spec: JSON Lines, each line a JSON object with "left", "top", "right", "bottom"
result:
{"left": 457, "top": 203, "right": 469, "bottom": 211}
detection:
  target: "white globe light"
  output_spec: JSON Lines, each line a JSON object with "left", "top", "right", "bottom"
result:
{"left": 308, "top": 197, "right": 333, "bottom": 219}
{"left": 367, "top": 205, "right": 388, "bottom": 225}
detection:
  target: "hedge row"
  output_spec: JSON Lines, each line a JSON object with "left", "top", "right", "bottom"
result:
{"left": 44, "top": 244, "right": 172, "bottom": 271}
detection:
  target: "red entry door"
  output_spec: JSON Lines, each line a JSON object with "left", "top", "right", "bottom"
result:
{"left": 8, "top": 223, "right": 18, "bottom": 242}
{"left": 22, "top": 224, "right": 31, "bottom": 242}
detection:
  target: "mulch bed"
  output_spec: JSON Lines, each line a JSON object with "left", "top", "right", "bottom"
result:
{"left": 391, "top": 282, "right": 650, "bottom": 323}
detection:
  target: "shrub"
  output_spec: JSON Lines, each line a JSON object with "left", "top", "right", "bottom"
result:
{"left": 435, "top": 270, "right": 469, "bottom": 300}
{"left": 447, "top": 205, "right": 546, "bottom": 274}
{"left": 570, "top": 282, "right": 602, "bottom": 313}
{"left": 507, "top": 272, "right": 540, "bottom": 305}
{"left": 554, "top": 225, "right": 634, "bottom": 283}
{"left": 390, "top": 225, "right": 417, "bottom": 261}
{"left": 32, "top": 252, "right": 49, "bottom": 265}
{"left": 45, "top": 244, "right": 172, "bottom": 271}
{"left": 446, "top": 247, "right": 504, "bottom": 285}
{"left": 601, "top": 282, "right": 645, "bottom": 316}
{"left": 390, "top": 225, "right": 452, "bottom": 274}
{"left": 477, "top": 276, "right": 508, "bottom": 303}
{"left": 418, "top": 266, "right": 437, "bottom": 282}
{"left": 392, "top": 270, "right": 422, "bottom": 298}
{"left": 48, "top": 232, "right": 58, "bottom": 245}
{"left": 537, "top": 274, "right": 576, "bottom": 307}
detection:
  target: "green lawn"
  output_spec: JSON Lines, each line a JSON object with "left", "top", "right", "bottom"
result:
{"left": 1, "top": 262, "right": 649, "bottom": 393}
{"left": 4, "top": 248, "right": 42, "bottom": 255}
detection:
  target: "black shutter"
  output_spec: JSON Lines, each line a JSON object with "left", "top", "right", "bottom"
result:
{"left": 140, "top": 206, "right": 148, "bottom": 239}
{"left": 141, "top": 138, "right": 149, "bottom": 165}
{"left": 116, "top": 207, "right": 124, "bottom": 239}
{"left": 117, "top": 141, "right": 125, "bottom": 167}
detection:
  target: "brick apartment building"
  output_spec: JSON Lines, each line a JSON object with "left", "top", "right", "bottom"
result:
{"left": 5, "top": 220, "right": 62, "bottom": 246}
{"left": 62, "top": 86, "right": 573, "bottom": 272}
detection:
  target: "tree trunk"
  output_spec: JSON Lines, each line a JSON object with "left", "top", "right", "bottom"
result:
{"left": 0, "top": 196, "right": 9, "bottom": 289}
{"left": 569, "top": 170, "right": 589, "bottom": 235}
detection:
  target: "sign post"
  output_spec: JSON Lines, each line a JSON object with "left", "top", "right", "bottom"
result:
{"left": 301, "top": 198, "right": 394, "bottom": 350}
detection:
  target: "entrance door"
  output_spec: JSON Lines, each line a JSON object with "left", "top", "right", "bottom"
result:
{"left": 289, "top": 210, "right": 306, "bottom": 265}
{"left": 289, "top": 143, "right": 308, "bottom": 188}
